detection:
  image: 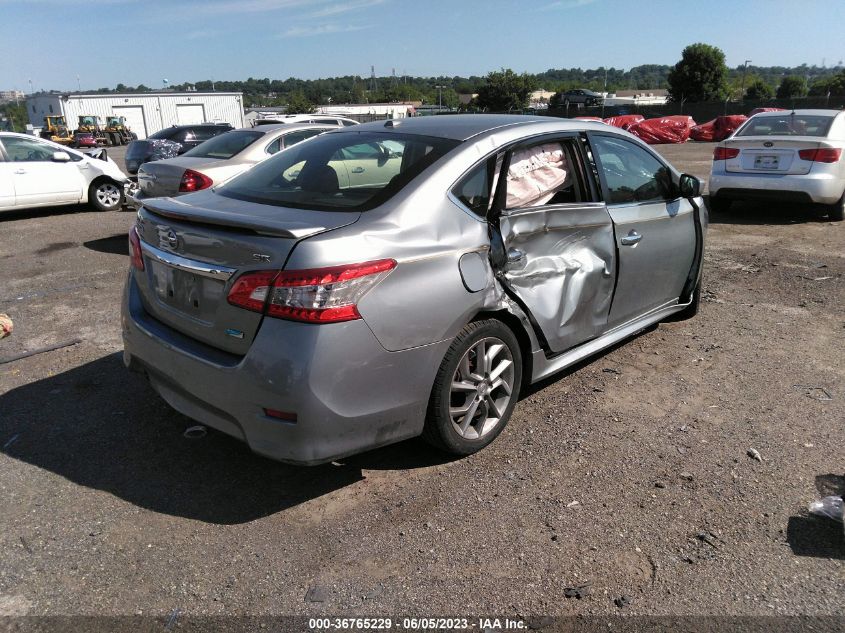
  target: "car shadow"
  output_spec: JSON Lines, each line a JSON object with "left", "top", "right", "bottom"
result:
{"left": 786, "top": 473, "right": 844, "bottom": 560}
{"left": 83, "top": 234, "right": 129, "bottom": 256}
{"left": 0, "top": 352, "right": 452, "bottom": 525}
{"left": 707, "top": 197, "right": 833, "bottom": 225}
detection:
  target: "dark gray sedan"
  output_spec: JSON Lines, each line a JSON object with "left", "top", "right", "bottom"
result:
{"left": 123, "top": 115, "right": 706, "bottom": 464}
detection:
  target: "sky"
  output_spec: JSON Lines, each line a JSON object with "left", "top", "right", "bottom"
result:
{"left": 1, "top": 0, "right": 843, "bottom": 93}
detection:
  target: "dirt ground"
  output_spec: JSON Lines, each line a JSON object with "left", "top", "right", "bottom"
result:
{"left": 0, "top": 141, "right": 843, "bottom": 626}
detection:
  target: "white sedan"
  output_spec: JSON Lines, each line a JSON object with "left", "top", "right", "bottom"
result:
{"left": 709, "top": 109, "right": 845, "bottom": 221}
{"left": 0, "top": 132, "right": 128, "bottom": 213}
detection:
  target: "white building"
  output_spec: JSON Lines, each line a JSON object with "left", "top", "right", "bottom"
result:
{"left": 26, "top": 92, "right": 245, "bottom": 139}
{"left": 316, "top": 103, "right": 417, "bottom": 119}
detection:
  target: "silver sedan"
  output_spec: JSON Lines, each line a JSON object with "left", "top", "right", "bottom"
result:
{"left": 122, "top": 115, "right": 706, "bottom": 464}
{"left": 132, "top": 123, "right": 336, "bottom": 203}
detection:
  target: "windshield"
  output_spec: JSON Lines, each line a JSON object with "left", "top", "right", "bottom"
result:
{"left": 737, "top": 114, "right": 835, "bottom": 137}
{"left": 183, "top": 130, "right": 265, "bottom": 159}
{"left": 218, "top": 131, "right": 460, "bottom": 211}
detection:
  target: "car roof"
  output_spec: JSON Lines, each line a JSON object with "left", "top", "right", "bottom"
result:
{"left": 349, "top": 114, "right": 567, "bottom": 141}
{"left": 751, "top": 109, "right": 843, "bottom": 118}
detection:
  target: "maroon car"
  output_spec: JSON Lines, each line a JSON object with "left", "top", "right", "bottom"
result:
{"left": 73, "top": 132, "right": 98, "bottom": 148}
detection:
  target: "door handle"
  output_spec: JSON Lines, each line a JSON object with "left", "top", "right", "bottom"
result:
{"left": 13, "top": 169, "right": 26, "bottom": 175}
{"left": 350, "top": 166, "right": 365, "bottom": 174}
{"left": 620, "top": 230, "right": 642, "bottom": 246}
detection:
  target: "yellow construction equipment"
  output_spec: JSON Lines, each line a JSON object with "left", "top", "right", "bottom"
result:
{"left": 75, "top": 115, "right": 108, "bottom": 146}
{"left": 102, "top": 116, "right": 135, "bottom": 145}
{"left": 39, "top": 116, "right": 73, "bottom": 145}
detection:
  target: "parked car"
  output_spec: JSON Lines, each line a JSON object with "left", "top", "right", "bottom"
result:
{"left": 0, "top": 132, "right": 127, "bottom": 212}
{"left": 709, "top": 109, "right": 845, "bottom": 221}
{"left": 252, "top": 114, "right": 359, "bottom": 127}
{"left": 72, "top": 131, "right": 98, "bottom": 148}
{"left": 560, "top": 89, "right": 603, "bottom": 107}
{"left": 122, "top": 115, "right": 706, "bottom": 465}
{"left": 132, "top": 124, "right": 335, "bottom": 204}
{"left": 124, "top": 123, "right": 234, "bottom": 174}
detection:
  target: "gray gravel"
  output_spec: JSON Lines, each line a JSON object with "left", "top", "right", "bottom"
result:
{"left": 0, "top": 141, "right": 843, "bottom": 621}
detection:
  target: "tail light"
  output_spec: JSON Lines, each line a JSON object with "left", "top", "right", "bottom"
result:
{"left": 179, "top": 169, "right": 214, "bottom": 192}
{"left": 713, "top": 146, "right": 740, "bottom": 161}
{"left": 227, "top": 259, "right": 396, "bottom": 324}
{"left": 129, "top": 226, "right": 144, "bottom": 270}
{"left": 798, "top": 148, "right": 842, "bottom": 163}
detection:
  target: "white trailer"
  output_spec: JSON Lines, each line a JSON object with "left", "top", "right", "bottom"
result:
{"left": 26, "top": 92, "right": 245, "bottom": 139}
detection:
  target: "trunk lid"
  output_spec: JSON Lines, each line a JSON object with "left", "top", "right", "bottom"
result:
{"left": 138, "top": 157, "right": 221, "bottom": 198}
{"left": 723, "top": 137, "right": 821, "bottom": 175}
{"left": 133, "top": 191, "right": 361, "bottom": 354}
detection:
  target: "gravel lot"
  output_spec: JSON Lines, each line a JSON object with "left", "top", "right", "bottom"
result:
{"left": 0, "top": 141, "right": 843, "bottom": 625}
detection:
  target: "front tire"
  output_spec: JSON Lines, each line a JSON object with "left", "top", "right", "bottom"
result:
{"left": 422, "top": 319, "right": 522, "bottom": 456}
{"left": 89, "top": 180, "right": 123, "bottom": 212}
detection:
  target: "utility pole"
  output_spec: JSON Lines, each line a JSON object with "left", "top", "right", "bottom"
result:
{"left": 740, "top": 59, "right": 751, "bottom": 99}
{"left": 435, "top": 84, "right": 445, "bottom": 111}
{"left": 76, "top": 74, "right": 81, "bottom": 92}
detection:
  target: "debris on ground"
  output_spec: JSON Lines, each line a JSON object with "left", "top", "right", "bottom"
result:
{"left": 614, "top": 595, "right": 632, "bottom": 608}
{"left": 0, "top": 338, "right": 81, "bottom": 365}
{"left": 563, "top": 582, "right": 591, "bottom": 599}
{"left": 747, "top": 448, "right": 762, "bottom": 462}
{"left": 183, "top": 426, "right": 207, "bottom": 439}
{"left": 808, "top": 496, "right": 844, "bottom": 523}
{"left": 793, "top": 385, "right": 834, "bottom": 401}
{"left": 679, "top": 472, "right": 694, "bottom": 481}
{"left": 0, "top": 314, "right": 12, "bottom": 339}
{"left": 305, "top": 585, "right": 329, "bottom": 603}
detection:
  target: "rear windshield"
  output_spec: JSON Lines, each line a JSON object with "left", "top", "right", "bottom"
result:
{"left": 148, "top": 128, "right": 177, "bottom": 140}
{"left": 737, "top": 114, "right": 834, "bottom": 137}
{"left": 183, "top": 130, "right": 264, "bottom": 159}
{"left": 217, "top": 131, "right": 460, "bottom": 211}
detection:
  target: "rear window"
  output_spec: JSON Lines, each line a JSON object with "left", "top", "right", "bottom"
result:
{"left": 737, "top": 115, "right": 834, "bottom": 137}
{"left": 148, "top": 128, "right": 178, "bottom": 140}
{"left": 218, "top": 131, "right": 459, "bottom": 211}
{"left": 183, "top": 130, "right": 264, "bottom": 159}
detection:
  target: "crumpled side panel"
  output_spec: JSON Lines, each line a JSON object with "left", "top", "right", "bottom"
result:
{"left": 499, "top": 206, "right": 615, "bottom": 353}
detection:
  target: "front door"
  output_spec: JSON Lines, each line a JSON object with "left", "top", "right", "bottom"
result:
{"left": 588, "top": 133, "right": 696, "bottom": 327}
{"left": 0, "top": 135, "right": 83, "bottom": 206}
{"left": 494, "top": 137, "right": 616, "bottom": 354}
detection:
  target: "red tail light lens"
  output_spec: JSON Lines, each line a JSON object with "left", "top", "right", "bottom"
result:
{"left": 129, "top": 226, "right": 144, "bottom": 270}
{"left": 798, "top": 148, "right": 842, "bottom": 163}
{"left": 713, "top": 146, "right": 740, "bottom": 161}
{"left": 178, "top": 169, "right": 214, "bottom": 192}
{"left": 227, "top": 259, "right": 396, "bottom": 324}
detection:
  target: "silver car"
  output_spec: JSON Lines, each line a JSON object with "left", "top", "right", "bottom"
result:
{"left": 709, "top": 109, "right": 845, "bottom": 221}
{"left": 122, "top": 115, "right": 706, "bottom": 465}
{"left": 133, "top": 124, "right": 335, "bottom": 203}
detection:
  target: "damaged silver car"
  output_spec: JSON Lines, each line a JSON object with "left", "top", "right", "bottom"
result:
{"left": 122, "top": 115, "right": 706, "bottom": 464}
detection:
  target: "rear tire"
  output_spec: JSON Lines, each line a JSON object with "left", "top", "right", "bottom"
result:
{"left": 829, "top": 194, "right": 845, "bottom": 221}
{"left": 89, "top": 180, "right": 123, "bottom": 212}
{"left": 708, "top": 196, "right": 731, "bottom": 213}
{"left": 422, "top": 319, "right": 522, "bottom": 456}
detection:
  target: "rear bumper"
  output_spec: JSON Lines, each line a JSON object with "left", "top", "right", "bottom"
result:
{"left": 121, "top": 273, "right": 448, "bottom": 465}
{"left": 709, "top": 170, "right": 845, "bottom": 204}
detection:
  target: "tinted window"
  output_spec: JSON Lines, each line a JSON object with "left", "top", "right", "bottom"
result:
{"left": 591, "top": 135, "right": 674, "bottom": 204}
{"left": 219, "top": 131, "right": 459, "bottom": 211}
{"left": 452, "top": 161, "right": 490, "bottom": 217}
{"left": 341, "top": 119, "right": 358, "bottom": 127}
{"left": 192, "top": 126, "right": 224, "bottom": 142}
{"left": 281, "top": 128, "right": 326, "bottom": 149}
{"left": 148, "top": 128, "right": 178, "bottom": 140}
{"left": 737, "top": 115, "right": 834, "bottom": 137}
{"left": 1, "top": 136, "right": 57, "bottom": 162}
{"left": 183, "top": 130, "right": 264, "bottom": 159}
{"left": 315, "top": 118, "right": 339, "bottom": 125}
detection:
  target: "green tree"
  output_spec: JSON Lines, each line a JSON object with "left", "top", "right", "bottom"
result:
{"left": 475, "top": 68, "right": 536, "bottom": 112}
{"left": 285, "top": 92, "right": 315, "bottom": 114}
{"left": 744, "top": 79, "right": 774, "bottom": 100}
{"left": 667, "top": 43, "right": 728, "bottom": 102}
{"left": 0, "top": 103, "right": 27, "bottom": 132}
{"left": 776, "top": 75, "right": 808, "bottom": 99}
{"left": 809, "top": 70, "right": 845, "bottom": 97}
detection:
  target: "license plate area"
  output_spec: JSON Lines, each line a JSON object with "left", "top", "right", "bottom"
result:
{"left": 754, "top": 155, "right": 780, "bottom": 170}
{"left": 148, "top": 259, "right": 223, "bottom": 321}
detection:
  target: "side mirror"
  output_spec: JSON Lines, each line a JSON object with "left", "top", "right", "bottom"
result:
{"left": 52, "top": 151, "right": 71, "bottom": 163}
{"left": 679, "top": 173, "right": 701, "bottom": 199}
